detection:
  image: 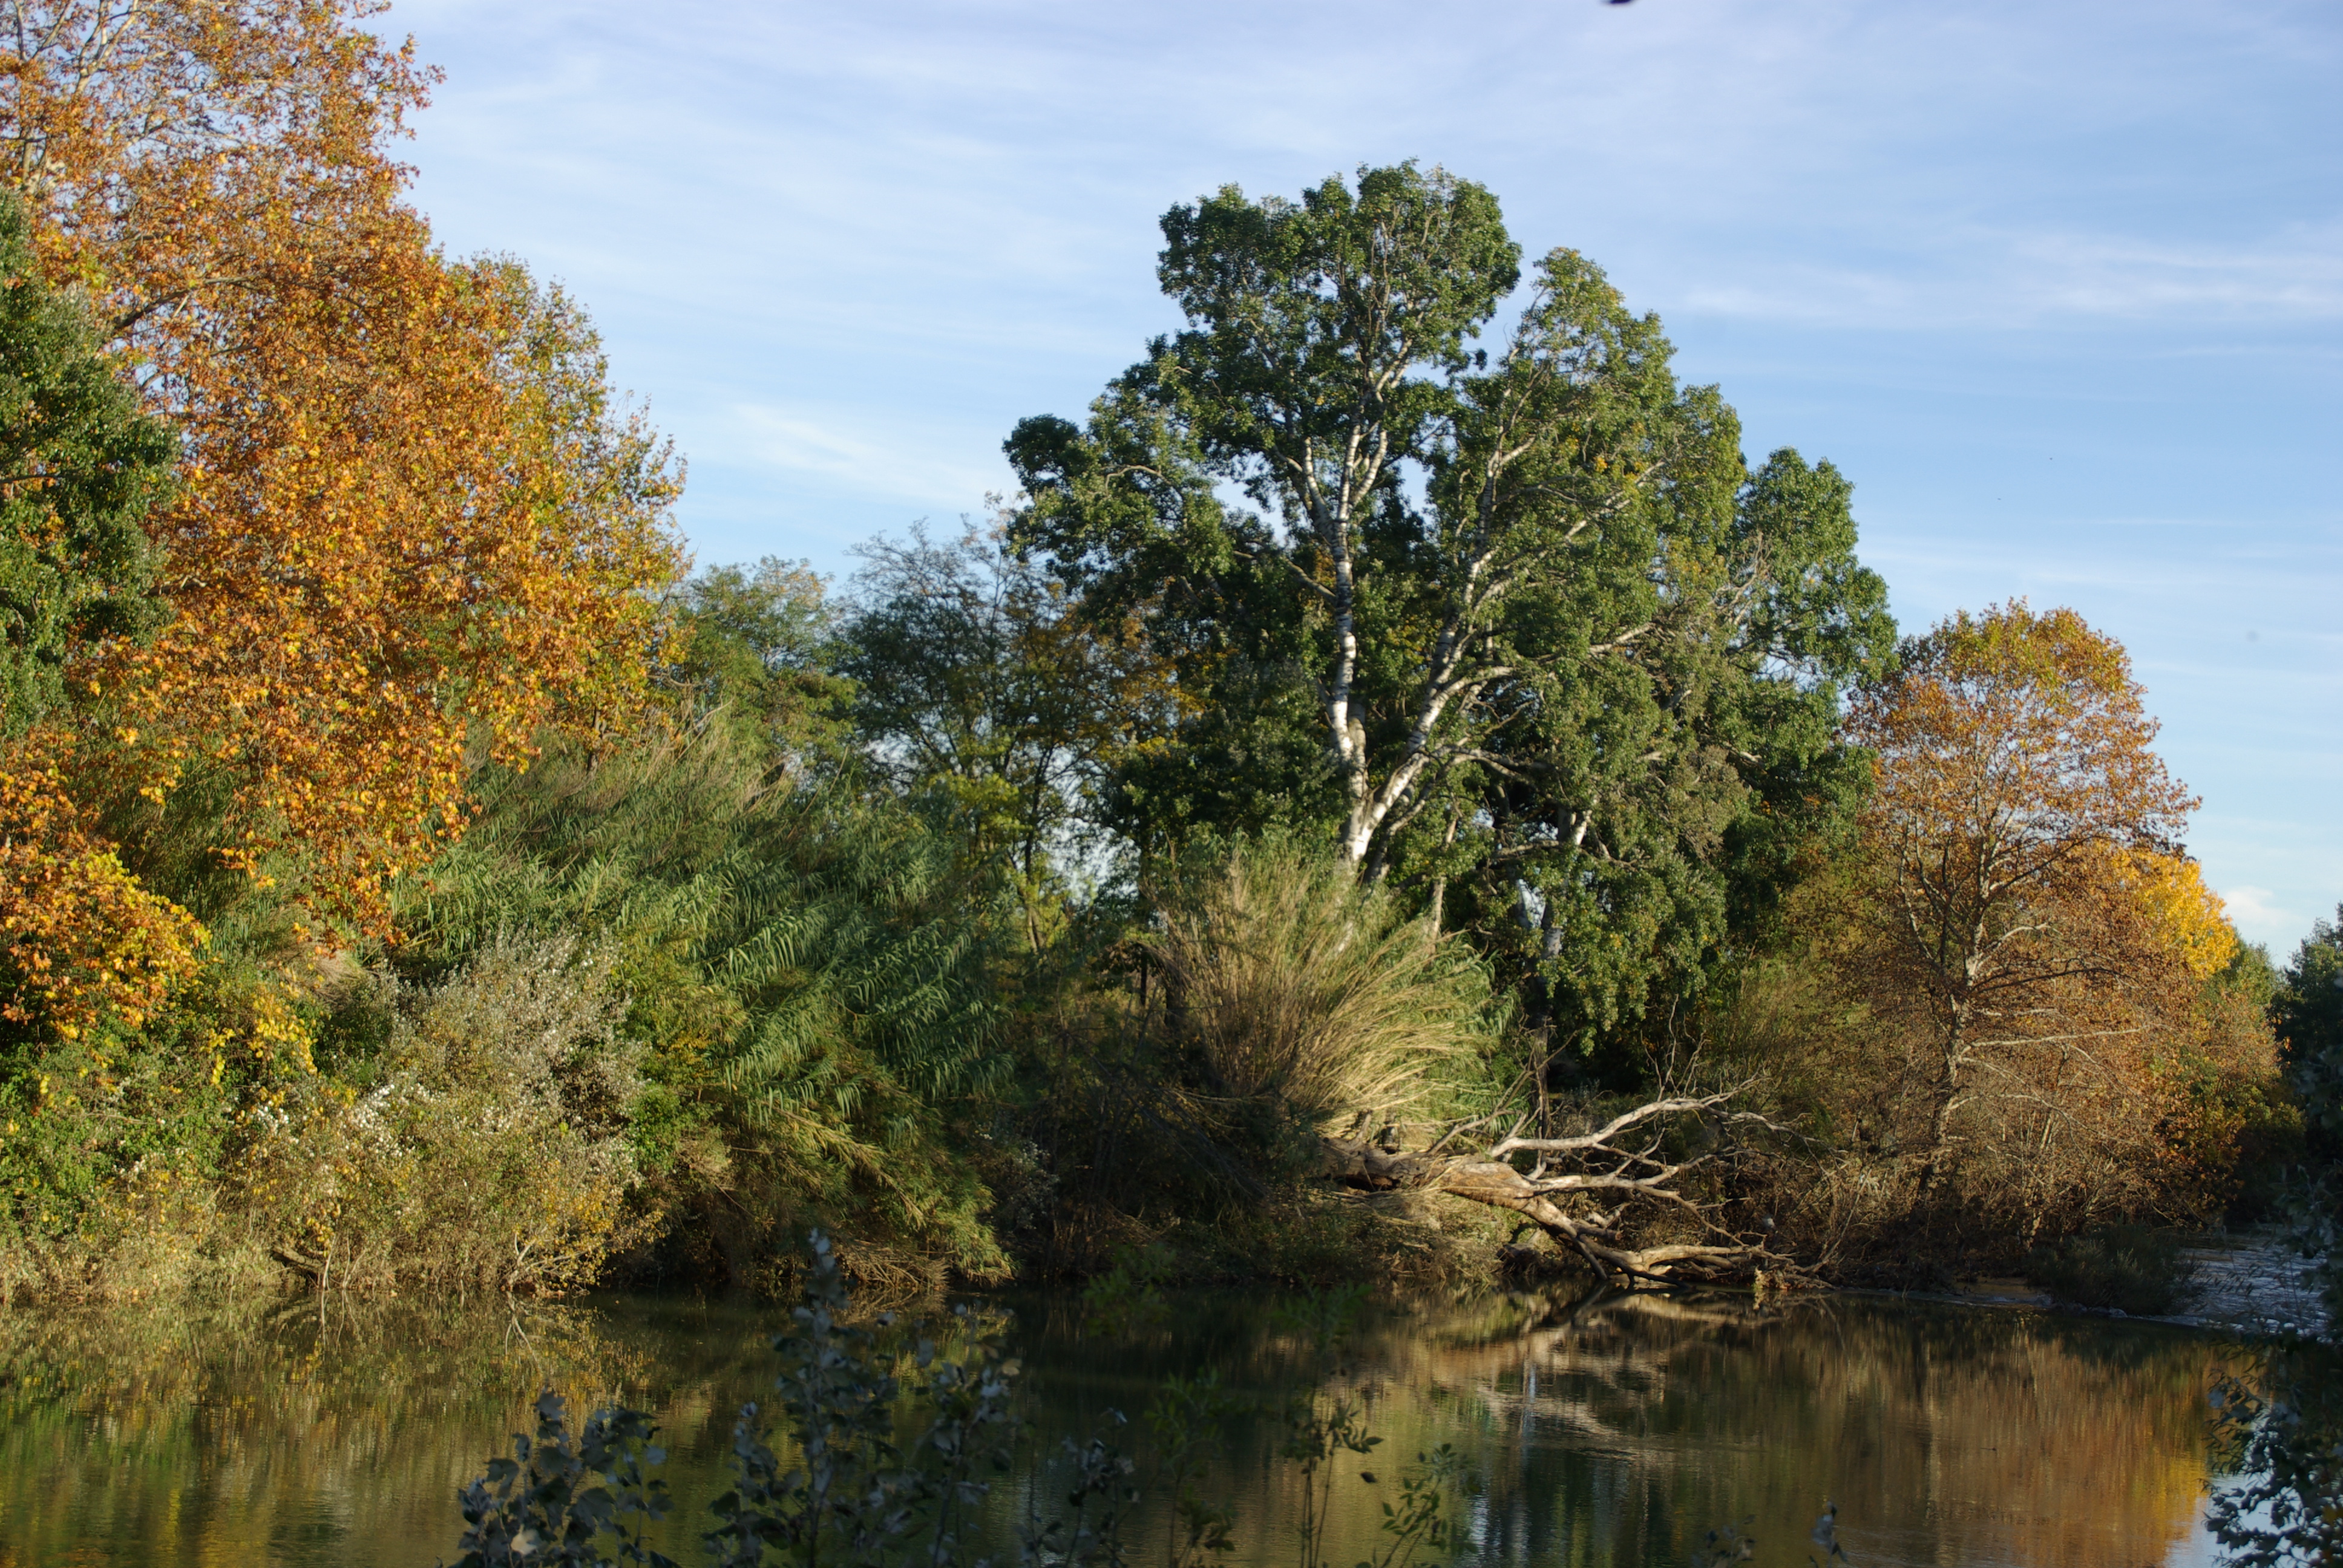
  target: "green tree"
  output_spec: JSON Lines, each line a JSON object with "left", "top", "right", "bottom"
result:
{"left": 2276, "top": 907, "right": 2343, "bottom": 1077}
{"left": 1006, "top": 163, "right": 1893, "bottom": 1050}
{"left": 0, "top": 193, "right": 175, "bottom": 734}
{"left": 665, "top": 557, "right": 853, "bottom": 765}
{"left": 837, "top": 525, "right": 1181, "bottom": 953}
{"left": 2275, "top": 907, "right": 2343, "bottom": 1318}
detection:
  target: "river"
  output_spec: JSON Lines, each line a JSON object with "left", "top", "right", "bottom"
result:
{"left": 0, "top": 1282, "right": 2255, "bottom": 1567}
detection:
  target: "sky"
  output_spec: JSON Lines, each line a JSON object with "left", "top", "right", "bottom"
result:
{"left": 384, "top": 0, "right": 2341, "bottom": 950}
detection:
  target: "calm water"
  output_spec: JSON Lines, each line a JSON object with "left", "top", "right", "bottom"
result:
{"left": 0, "top": 1284, "right": 2247, "bottom": 1567}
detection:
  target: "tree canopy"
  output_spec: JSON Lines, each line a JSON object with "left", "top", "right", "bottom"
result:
{"left": 1008, "top": 162, "right": 1895, "bottom": 1046}
{"left": 2, "top": 0, "right": 686, "bottom": 932}
{"left": 1840, "top": 602, "right": 2227, "bottom": 1214}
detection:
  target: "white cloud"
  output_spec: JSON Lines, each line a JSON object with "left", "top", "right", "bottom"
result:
{"left": 2215, "top": 884, "right": 2296, "bottom": 947}
{"left": 2016, "top": 228, "right": 2343, "bottom": 321}
{"left": 1677, "top": 224, "right": 2343, "bottom": 330}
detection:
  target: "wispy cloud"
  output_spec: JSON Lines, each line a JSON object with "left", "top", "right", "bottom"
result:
{"left": 2016, "top": 227, "right": 2343, "bottom": 319}
{"left": 1682, "top": 224, "right": 2343, "bottom": 329}
{"left": 727, "top": 405, "right": 1006, "bottom": 510}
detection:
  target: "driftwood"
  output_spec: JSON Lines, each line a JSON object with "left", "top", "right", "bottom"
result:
{"left": 1322, "top": 1091, "right": 1783, "bottom": 1283}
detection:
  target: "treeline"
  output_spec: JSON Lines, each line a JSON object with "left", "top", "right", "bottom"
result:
{"left": 0, "top": 1, "right": 2332, "bottom": 1307}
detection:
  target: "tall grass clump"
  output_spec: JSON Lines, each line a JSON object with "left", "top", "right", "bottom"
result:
{"left": 1006, "top": 843, "right": 1507, "bottom": 1279}
{"left": 1147, "top": 843, "right": 1496, "bottom": 1129}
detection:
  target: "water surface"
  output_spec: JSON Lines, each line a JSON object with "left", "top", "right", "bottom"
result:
{"left": 0, "top": 1284, "right": 2243, "bottom": 1567}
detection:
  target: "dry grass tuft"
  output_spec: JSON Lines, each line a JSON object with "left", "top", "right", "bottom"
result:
{"left": 1147, "top": 843, "right": 1496, "bottom": 1127}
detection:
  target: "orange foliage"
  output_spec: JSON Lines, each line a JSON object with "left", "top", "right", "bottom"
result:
{"left": 0, "top": 0, "right": 685, "bottom": 930}
{"left": 1841, "top": 602, "right": 2239, "bottom": 1227}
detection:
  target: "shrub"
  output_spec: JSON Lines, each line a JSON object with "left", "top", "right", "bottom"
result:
{"left": 238, "top": 932, "right": 646, "bottom": 1296}
{"left": 401, "top": 731, "right": 1014, "bottom": 1285}
{"left": 2022, "top": 1225, "right": 2198, "bottom": 1317}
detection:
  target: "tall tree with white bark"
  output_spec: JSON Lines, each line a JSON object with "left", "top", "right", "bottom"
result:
{"left": 1008, "top": 163, "right": 1893, "bottom": 1047}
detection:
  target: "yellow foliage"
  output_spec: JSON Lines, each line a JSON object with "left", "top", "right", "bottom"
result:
{"left": 2120, "top": 851, "right": 2237, "bottom": 980}
{"left": 205, "top": 979, "right": 318, "bottom": 1082}
{"left": 2, "top": 0, "right": 688, "bottom": 933}
{"left": 0, "top": 748, "right": 205, "bottom": 1043}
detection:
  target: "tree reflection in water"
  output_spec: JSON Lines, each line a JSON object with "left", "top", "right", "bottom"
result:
{"left": 0, "top": 1285, "right": 2255, "bottom": 1567}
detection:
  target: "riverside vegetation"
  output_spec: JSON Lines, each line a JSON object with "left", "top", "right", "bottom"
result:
{"left": 1, "top": 0, "right": 2339, "bottom": 1486}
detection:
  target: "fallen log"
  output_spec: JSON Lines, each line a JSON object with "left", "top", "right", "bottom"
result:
{"left": 1322, "top": 1088, "right": 1788, "bottom": 1283}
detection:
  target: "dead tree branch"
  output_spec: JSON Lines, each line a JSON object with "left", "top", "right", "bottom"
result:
{"left": 1321, "top": 1086, "right": 1792, "bottom": 1284}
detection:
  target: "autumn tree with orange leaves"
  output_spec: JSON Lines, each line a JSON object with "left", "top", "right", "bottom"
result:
{"left": 1, "top": 0, "right": 684, "bottom": 940}
{"left": 1835, "top": 602, "right": 2269, "bottom": 1237}
{"left": 0, "top": 1, "right": 689, "bottom": 1297}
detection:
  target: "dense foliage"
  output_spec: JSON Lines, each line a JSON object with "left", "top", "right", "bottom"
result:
{"left": 0, "top": 6, "right": 2315, "bottom": 1336}
{"left": 2274, "top": 911, "right": 2343, "bottom": 1320}
{"left": 1006, "top": 164, "right": 1896, "bottom": 1058}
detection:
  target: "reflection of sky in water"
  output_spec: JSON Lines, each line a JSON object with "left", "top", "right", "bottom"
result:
{"left": 0, "top": 1287, "right": 2241, "bottom": 1566}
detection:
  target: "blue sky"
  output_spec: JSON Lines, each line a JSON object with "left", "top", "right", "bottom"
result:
{"left": 389, "top": 0, "right": 2340, "bottom": 950}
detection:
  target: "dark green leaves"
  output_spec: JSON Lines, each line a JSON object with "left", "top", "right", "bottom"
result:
{"left": 1008, "top": 162, "right": 1895, "bottom": 1062}
{"left": 444, "top": 1391, "right": 676, "bottom": 1568}
{"left": 0, "top": 193, "right": 175, "bottom": 734}
{"left": 2275, "top": 909, "right": 2343, "bottom": 1322}
{"left": 1155, "top": 164, "right": 1519, "bottom": 494}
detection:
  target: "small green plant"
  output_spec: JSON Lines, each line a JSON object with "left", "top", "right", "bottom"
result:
{"left": 703, "top": 1230, "right": 1021, "bottom": 1568}
{"left": 1143, "top": 1371, "right": 1242, "bottom": 1568}
{"left": 2024, "top": 1225, "right": 2198, "bottom": 1316}
{"left": 1358, "top": 1445, "right": 1471, "bottom": 1568}
{"left": 1267, "top": 1283, "right": 1386, "bottom": 1568}
{"left": 1084, "top": 1243, "right": 1244, "bottom": 1568}
{"left": 1279, "top": 1390, "right": 1379, "bottom": 1568}
{"left": 1012, "top": 1421, "right": 1142, "bottom": 1568}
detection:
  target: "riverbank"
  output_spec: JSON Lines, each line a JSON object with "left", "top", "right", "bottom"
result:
{"left": 1895, "top": 1228, "right": 2331, "bottom": 1341}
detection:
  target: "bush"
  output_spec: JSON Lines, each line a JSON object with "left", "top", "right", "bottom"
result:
{"left": 401, "top": 730, "right": 1015, "bottom": 1287}
{"left": 238, "top": 932, "right": 647, "bottom": 1296}
{"left": 2023, "top": 1225, "right": 2198, "bottom": 1317}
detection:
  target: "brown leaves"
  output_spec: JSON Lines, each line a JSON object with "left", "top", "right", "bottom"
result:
{"left": 1833, "top": 601, "right": 2259, "bottom": 1228}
